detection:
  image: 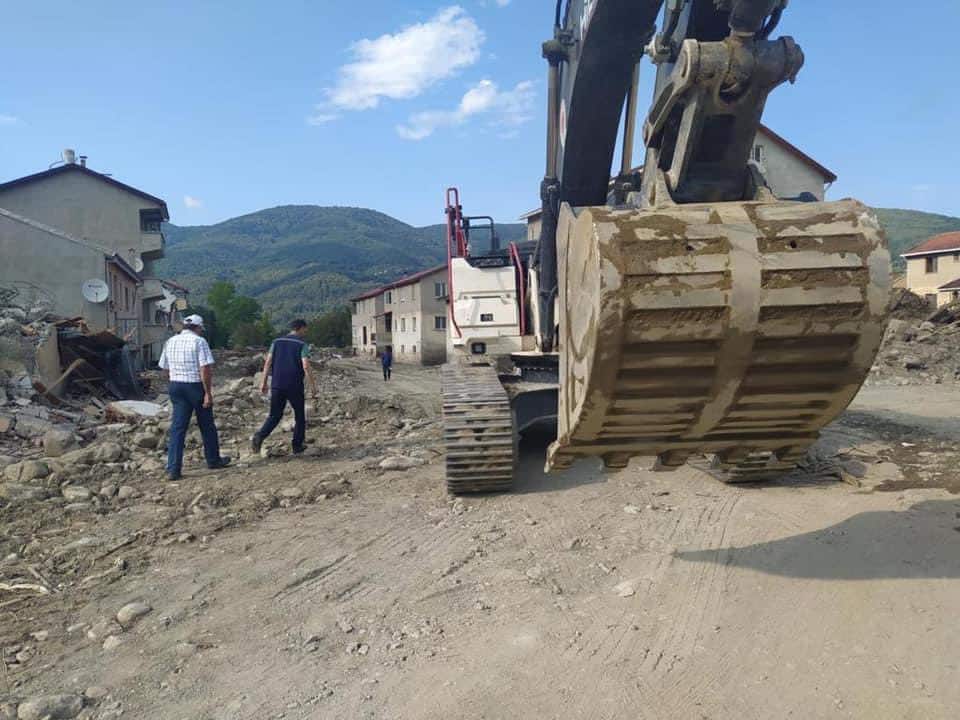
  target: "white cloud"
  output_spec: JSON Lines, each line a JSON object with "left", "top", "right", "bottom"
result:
{"left": 396, "top": 79, "right": 535, "bottom": 140}
{"left": 322, "top": 6, "right": 483, "bottom": 113}
{"left": 0, "top": 114, "right": 18, "bottom": 126}
{"left": 183, "top": 195, "right": 203, "bottom": 209}
{"left": 306, "top": 111, "right": 339, "bottom": 126}
{"left": 495, "top": 0, "right": 511, "bottom": 5}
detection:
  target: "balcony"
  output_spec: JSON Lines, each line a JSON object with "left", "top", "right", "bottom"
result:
{"left": 141, "top": 278, "right": 165, "bottom": 300}
{"left": 140, "top": 231, "right": 165, "bottom": 261}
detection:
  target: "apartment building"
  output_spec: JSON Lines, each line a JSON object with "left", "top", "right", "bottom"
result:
{"left": 350, "top": 265, "right": 449, "bottom": 365}
{"left": 0, "top": 150, "right": 180, "bottom": 364}
{"left": 902, "top": 232, "right": 960, "bottom": 307}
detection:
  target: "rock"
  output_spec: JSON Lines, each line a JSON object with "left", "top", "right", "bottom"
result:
{"left": 29, "top": 630, "right": 49, "bottom": 642}
{"left": 92, "top": 443, "right": 124, "bottom": 463}
{"left": 623, "top": 505, "right": 642, "bottom": 515}
{"left": 43, "top": 429, "right": 77, "bottom": 457}
{"left": 0, "top": 415, "right": 13, "bottom": 434}
{"left": 903, "top": 358, "right": 927, "bottom": 371}
{"left": 102, "top": 635, "right": 123, "bottom": 651}
{"left": 280, "top": 419, "right": 296, "bottom": 433}
{"left": 99, "top": 484, "right": 118, "bottom": 498}
{"left": 83, "top": 687, "right": 109, "bottom": 702}
{"left": 138, "top": 457, "right": 164, "bottom": 473}
{"left": 15, "top": 694, "right": 84, "bottom": 720}
{"left": 61, "top": 485, "right": 92, "bottom": 502}
{"left": 86, "top": 620, "right": 121, "bottom": 641}
{"left": 105, "top": 401, "right": 164, "bottom": 420}
{"left": 0, "top": 454, "right": 16, "bottom": 467}
{"left": 116, "top": 601, "right": 152, "bottom": 627}
{"left": 0, "top": 484, "right": 50, "bottom": 503}
{"left": 13, "top": 414, "right": 53, "bottom": 439}
{"left": 117, "top": 486, "right": 139, "bottom": 500}
{"left": 59, "top": 447, "right": 95, "bottom": 466}
{"left": 4, "top": 460, "right": 50, "bottom": 482}
{"left": 337, "top": 619, "right": 354, "bottom": 634}
{"left": 132, "top": 432, "right": 159, "bottom": 450}
{"left": 0, "top": 702, "right": 15, "bottom": 720}
{"left": 614, "top": 579, "right": 639, "bottom": 598}
{"left": 378, "top": 456, "right": 422, "bottom": 471}
{"left": 279, "top": 487, "right": 304, "bottom": 499}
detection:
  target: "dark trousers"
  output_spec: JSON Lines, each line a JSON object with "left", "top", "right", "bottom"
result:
{"left": 257, "top": 386, "right": 306, "bottom": 449}
{"left": 167, "top": 381, "right": 221, "bottom": 475}
{"left": 382, "top": 365, "right": 391, "bottom": 380}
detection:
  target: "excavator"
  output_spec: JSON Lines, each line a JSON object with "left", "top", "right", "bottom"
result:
{"left": 441, "top": 0, "right": 890, "bottom": 494}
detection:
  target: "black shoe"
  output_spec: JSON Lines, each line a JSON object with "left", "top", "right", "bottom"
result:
{"left": 207, "top": 457, "right": 232, "bottom": 470}
{"left": 251, "top": 433, "right": 263, "bottom": 454}
{"left": 292, "top": 444, "right": 306, "bottom": 455}
{"left": 166, "top": 472, "right": 181, "bottom": 482}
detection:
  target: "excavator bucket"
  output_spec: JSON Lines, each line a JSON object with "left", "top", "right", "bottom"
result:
{"left": 547, "top": 199, "right": 890, "bottom": 480}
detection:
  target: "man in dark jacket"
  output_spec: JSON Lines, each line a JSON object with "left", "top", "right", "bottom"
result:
{"left": 251, "top": 319, "right": 317, "bottom": 455}
{"left": 381, "top": 346, "right": 393, "bottom": 381}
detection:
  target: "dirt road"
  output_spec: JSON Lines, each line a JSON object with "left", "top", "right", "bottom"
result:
{"left": 5, "top": 360, "right": 959, "bottom": 719}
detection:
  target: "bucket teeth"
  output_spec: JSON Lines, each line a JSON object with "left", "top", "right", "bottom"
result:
{"left": 548, "top": 198, "right": 891, "bottom": 480}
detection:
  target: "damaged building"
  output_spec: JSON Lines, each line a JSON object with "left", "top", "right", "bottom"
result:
{"left": 0, "top": 150, "right": 188, "bottom": 367}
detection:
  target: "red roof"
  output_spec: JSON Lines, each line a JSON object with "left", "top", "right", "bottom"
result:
{"left": 938, "top": 277, "right": 960, "bottom": 291}
{"left": 903, "top": 232, "right": 960, "bottom": 257}
{"left": 349, "top": 263, "right": 446, "bottom": 303}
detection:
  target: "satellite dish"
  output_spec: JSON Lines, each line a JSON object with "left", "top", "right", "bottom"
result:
{"left": 82, "top": 279, "right": 110, "bottom": 303}
{"left": 132, "top": 257, "right": 144, "bottom": 273}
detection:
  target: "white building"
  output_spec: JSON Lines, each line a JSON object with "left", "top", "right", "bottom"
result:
{"left": 350, "top": 265, "right": 449, "bottom": 365}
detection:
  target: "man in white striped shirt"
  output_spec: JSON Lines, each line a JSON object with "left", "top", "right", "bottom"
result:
{"left": 158, "top": 314, "right": 230, "bottom": 480}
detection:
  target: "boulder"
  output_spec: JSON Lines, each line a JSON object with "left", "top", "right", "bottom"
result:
{"left": 116, "top": 601, "right": 152, "bottom": 627}
{"left": 378, "top": 455, "right": 423, "bottom": 471}
{"left": 92, "top": 442, "right": 124, "bottom": 463}
{"left": 106, "top": 401, "right": 164, "bottom": 420}
{"left": 15, "top": 695, "right": 84, "bottom": 720}
{"left": 13, "top": 414, "right": 52, "bottom": 439}
{"left": 132, "top": 432, "right": 159, "bottom": 450}
{"left": 43, "top": 429, "right": 77, "bottom": 458}
{"left": 0, "top": 415, "right": 12, "bottom": 434}
{"left": 58, "top": 447, "right": 95, "bottom": 466}
{"left": 4, "top": 460, "right": 50, "bottom": 483}
{"left": 0, "top": 484, "right": 50, "bottom": 503}
{"left": 61, "top": 485, "right": 93, "bottom": 502}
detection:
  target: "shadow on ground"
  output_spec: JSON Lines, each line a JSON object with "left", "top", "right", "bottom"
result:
{"left": 674, "top": 499, "right": 960, "bottom": 579}
{"left": 512, "top": 425, "right": 607, "bottom": 494}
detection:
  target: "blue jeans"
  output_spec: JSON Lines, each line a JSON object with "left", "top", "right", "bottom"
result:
{"left": 167, "top": 381, "right": 221, "bottom": 475}
{"left": 257, "top": 386, "right": 306, "bottom": 449}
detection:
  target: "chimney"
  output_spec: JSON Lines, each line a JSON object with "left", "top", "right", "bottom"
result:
{"left": 79, "top": 155, "right": 87, "bottom": 167}
{"left": 62, "top": 148, "right": 76, "bottom": 164}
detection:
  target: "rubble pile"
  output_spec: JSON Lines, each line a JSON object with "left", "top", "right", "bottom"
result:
{"left": 869, "top": 293, "right": 960, "bottom": 385}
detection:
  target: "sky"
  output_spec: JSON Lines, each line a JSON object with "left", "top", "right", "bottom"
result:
{"left": 2, "top": 1, "right": 959, "bottom": 228}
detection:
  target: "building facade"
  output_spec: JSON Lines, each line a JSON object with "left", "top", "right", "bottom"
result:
{"left": 350, "top": 265, "right": 448, "bottom": 365}
{"left": 902, "top": 232, "right": 960, "bottom": 307}
{"left": 0, "top": 207, "right": 141, "bottom": 330}
{"left": 0, "top": 153, "right": 178, "bottom": 364}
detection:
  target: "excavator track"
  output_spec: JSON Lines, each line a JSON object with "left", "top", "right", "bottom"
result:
{"left": 441, "top": 363, "right": 516, "bottom": 494}
{"left": 548, "top": 198, "right": 890, "bottom": 478}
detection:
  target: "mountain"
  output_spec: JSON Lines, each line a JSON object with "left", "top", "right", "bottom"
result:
{"left": 156, "top": 204, "right": 959, "bottom": 318}
{"left": 155, "top": 205, "right": 527, "bottom": 318}
{"left": 873, "top": 208, "right": 960, "bottom": 270}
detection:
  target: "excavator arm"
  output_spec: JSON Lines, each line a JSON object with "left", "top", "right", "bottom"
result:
{"left": 536, "top": 0, "right": 892, "bottom": 478}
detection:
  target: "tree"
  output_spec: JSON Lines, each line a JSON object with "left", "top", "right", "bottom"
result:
{"left": 207, "top": 282, "right": 236, "bottom": 324}
{"left": 306, "top": 306, "right": 351, "bottom": 348}
{"left": 183, "top": 304, "right": 226, "bottom": 348}
{"left": 224, "top": 296, "right": 261, "bottom": 329}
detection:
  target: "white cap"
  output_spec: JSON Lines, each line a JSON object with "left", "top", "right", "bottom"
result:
{"left": 184, "top": 314, "right": 204, "bottom": 328}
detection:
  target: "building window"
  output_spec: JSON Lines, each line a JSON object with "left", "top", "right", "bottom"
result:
{"left": 411, "top": 317, "right": 417, "bottom": 332}
{"left": 385, "top": 291, "right": 392, "bottom": 304}
{"left": 435, "top": 316, "right": 447, "bottom": 330}
{"left": 412, "top": 345, "right": 417, "bottom": 354}
{"left": 401, "top": 317, "right": 406, "bottom": 332}
{"left": 434, "top": 281, "right": 447, "bottom": 298}
{"left": 753, "top": 144, "right": 765, "bottom": 165}
{"left": 401, "top": 345, "right": 405, "bottom": 353}
{"left": 139, "top": 209, "right": 163, "bottom": 233}
{"left": 926, "top": 256, "right": 938, "bottom": 274}
{"left": 124, "top": 286, "right": 130, "bottom": 311}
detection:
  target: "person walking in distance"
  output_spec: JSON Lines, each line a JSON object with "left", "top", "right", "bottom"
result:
{"left": 251, "top": 319, "right": 318, "bottom": 455}
{"left": 158, "top": 315, "right": 231, "bottom": 480}
{"left": 381, "top": 345, "right": 393, "bottom": 381}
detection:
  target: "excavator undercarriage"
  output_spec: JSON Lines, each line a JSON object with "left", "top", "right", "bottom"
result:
{"left": 440, "top": 0, "right": 891, "bottom": 492}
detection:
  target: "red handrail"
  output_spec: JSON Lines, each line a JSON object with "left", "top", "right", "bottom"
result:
{"left": 509, "top": 241, "right": 526, "bottom": 336}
